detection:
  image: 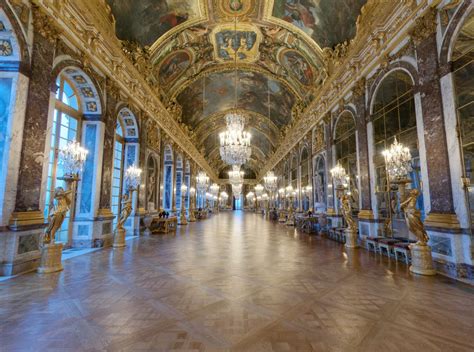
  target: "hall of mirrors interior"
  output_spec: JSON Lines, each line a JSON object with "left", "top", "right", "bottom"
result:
{"left": 0, "top": 0, "right": 474, "bottom": 351}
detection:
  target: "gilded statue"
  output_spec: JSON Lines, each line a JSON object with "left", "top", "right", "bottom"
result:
{"left": 341, "top": 194, "right": 357, "bottom": 232}
{"left": 400, "top": 189, "right": 429, "bottom": 245}
{"left": 117, "top": 193, "right": 132, "bottom": 230}
{"left": 43, "top": 187, "right": 73, "bottom": 244}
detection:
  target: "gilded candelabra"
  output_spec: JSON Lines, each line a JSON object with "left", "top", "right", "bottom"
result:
{"left": 113, "top": 165, "right": 142, "bottom": 248}
{"left": 39, "top": 142, "right": 88, "bottom": 274}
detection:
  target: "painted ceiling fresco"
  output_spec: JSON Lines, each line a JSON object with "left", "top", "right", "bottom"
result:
{"left": 177, "top": 70, "right": 296, "bottom": 130}
{"left": 107, "top": 0, "right": 200, "bottom": 46}
{"left": 272, "top": 0, "right": 367, "bottom": 48}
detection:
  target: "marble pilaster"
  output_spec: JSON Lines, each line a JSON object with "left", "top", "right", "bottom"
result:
{"left": 10, "top": 25, "right": 56, "bottom": 228}
{"left": 414, "top": 28, "right": 459, "bottom": 222}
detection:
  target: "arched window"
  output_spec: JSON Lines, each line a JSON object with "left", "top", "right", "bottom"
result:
{"left": 163, "top": 146, "right": 173, "bottom": 211}
{"left": 372, "top": 70, "right": 423, "bottom": 235}
{"left": 43, "top": 74, "right": 82, "bottom": 245}
{"left": 184, "top": 161, "right": 191, "bottom": 209}
{"left": 175, "top": 155, "right": 183, "bottom": 210}
{"left": 452, "top": 11, "right": 474, "bottom": 229}
{"left": 291, "top": 154, "right": 298, "bottom": 207}
{"left": 334, "top": 111, "right": 359, "bottom": 211}
{"left": 111, "top": 121, "right": 125, "bottom": 228}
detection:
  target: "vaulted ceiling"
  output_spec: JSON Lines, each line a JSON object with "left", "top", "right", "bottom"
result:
{"left": 107, "top": 0, "right": 367, "bottom": 177}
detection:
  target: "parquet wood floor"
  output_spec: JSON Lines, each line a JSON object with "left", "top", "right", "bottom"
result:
{"left": 1, "top": 212, "right": 473, "bottom": 351}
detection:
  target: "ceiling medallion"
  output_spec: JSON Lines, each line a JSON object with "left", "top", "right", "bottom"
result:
{"left": 211, "top": 23, "right": 262, "bottom": 64}
{"left": 216, "top": 0, "right": 258, "bottom": 19}
{"left": 0, "top": 39, "right": 13, "bottom": 56}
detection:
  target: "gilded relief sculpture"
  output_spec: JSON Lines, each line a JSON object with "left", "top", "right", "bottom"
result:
{"left": 341, "top": 194, "right": 359, "bottom": 249}
{"left": 400, "top": 189, "right": 429, "bottom": 245}
{"left": 400, "top": 189, "right": 436, "bottom": 276}
{"left": 117, "top": 193, "right": 133, "bottom": 231}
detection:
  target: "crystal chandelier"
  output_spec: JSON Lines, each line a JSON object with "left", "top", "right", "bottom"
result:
{"left": 125, "top": 165, "right": 142, "bottom": 191}
{"left": 254, "top": 184, "right": 264, "bottom": 197}
{"left": 59, "top": 141, "right": 89, "bottom": 177}
{"left": 219, "top": 113, "right": 252, "bottom": 166}
{"left": 382, "top": 138, "right": 412, "bottom": 181}
{"left": 228, "top": 165, "right": 245, "bottom": 185}
{"left": 196, "top": 172, "right": 209, "bottom": 193}
{"left": 232, "top": 183, "right": 243, "bottom": 197}
{"left": 210, "top": 183, "right": 220, "bottom": 197}
{"left": 263, "top": 171, "right": 278, "bottom": 193}
{"left": 330, "top": 162, "right": 348, "bottom": 188}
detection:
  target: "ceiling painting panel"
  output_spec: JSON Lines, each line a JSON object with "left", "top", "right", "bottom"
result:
{"left": 158, "top": 50, "right": 193, "bottom": 86}
{"left": 271, "top": 0, "right": 367, "bottom": 48}
{"left": 177, "top": 70, "right": 296, "bottom": 130}
{"left": 107, "top": 0, "right": 203, "bottom": 46}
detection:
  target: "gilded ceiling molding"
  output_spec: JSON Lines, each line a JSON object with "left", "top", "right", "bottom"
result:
{"left": 32, "top": 0, "right": 218, "bottom": 181}
{"left": 31, "top": 3, "right": 61, "bottom": 43}
{"left": 410, "top": 8, "right": 438, "bottom": 44}
{"left": 257, "top": 0, "right": 427, "bottom": 180}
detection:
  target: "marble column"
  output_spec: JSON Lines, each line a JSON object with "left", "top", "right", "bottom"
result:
{"left": 413, "top": 19, "right": 460, "bottom": 230}
{"left": 353, "top": 81, "right": 377, "bottom": 238}
{"left": 411, "top": 11, "right": 472, "bottom": 280}
{"left": 10, "top": 25, "right": 57, "bottom": 229}
{"left": 4, "top": 13, "right": 58, "bottom": 274}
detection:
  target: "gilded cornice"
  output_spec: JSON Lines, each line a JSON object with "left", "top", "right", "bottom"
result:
{"left": 257, "top": 0, "right": 431, "bottom": 181}
{"left": 33, "top": 0, "right": 218, "bottom": 181}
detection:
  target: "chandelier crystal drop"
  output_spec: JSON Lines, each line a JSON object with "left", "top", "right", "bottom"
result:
{"left": 232, "top": 183, "right": 243, "bottom": 198}
{"left": 382, "top": 138, "right": 412, "bottom": 181}
{"left": 219, "top": 113, "right": 252, "bottom": 166}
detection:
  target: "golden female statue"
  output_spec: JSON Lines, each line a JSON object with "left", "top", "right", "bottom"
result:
{"left": 117, "top": 193, "right": 132, "bottom": 230}
{"left": 43, "top": 187, "right": 73, "bottom": 244}
{"left": 341, "top": 194, "right": 357, "bottom": 232}
{"left": 400, "top": 189, "right": 429, "bottom": 245}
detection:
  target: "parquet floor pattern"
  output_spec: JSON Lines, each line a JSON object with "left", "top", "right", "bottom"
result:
{"left": 1, "top": 212, "right": 473, "bottom": 351}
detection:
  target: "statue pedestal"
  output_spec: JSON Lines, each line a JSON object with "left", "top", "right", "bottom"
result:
{"left": 179, "top": 211, "right": 188, "bottom": 225}
{"left": 344, "top": 228, "right": 359, "bottom": 249}
{"left": 278, "top": 211, "right": 286, "bottom": 222}
{"left": 189, "top": 209, "right": 196, "bottom": 222}
{"left": 409, "top": 243, "right": 436, "bottom": 276}
{"left": 37, "top": 243, "right": 63, "bottom": 274}
{"left": 286, "top": 215, "right": 294, "bottom": 226}
{"left": 113, "top": 227, "right": 126, "bottom": 248}
{"left": 143, "top": 214, "right": 153, "bottom": 236}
